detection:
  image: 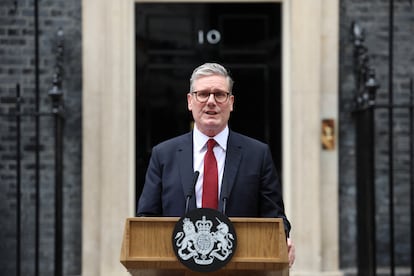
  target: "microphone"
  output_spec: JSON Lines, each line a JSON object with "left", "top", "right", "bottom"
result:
{"left": 185, "top": 171, "right": 199, "bottom": 214}
{"left": 221, "top": 177, "right": 230, "bottom": 215}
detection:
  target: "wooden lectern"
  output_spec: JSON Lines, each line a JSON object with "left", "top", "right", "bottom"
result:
{"left": 120, "top": 217, "right": 289, "bottom": 276}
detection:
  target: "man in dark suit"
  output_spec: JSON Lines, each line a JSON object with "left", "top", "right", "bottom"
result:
{"left": 137, "top": 62, "right": 295, "bottom": 266}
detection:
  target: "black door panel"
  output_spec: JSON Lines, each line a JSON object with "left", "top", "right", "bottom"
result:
{"left": 135, "top": 3, "right": 282, "bottom": 199}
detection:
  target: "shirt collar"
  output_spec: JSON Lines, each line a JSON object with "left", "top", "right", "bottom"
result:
{"left": 193, "top": 125, "right": 229, "bottom": 152}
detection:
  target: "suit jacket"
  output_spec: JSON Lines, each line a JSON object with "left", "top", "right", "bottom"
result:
{"left": 137, "top": 130, "right": 291, "bottom": 234}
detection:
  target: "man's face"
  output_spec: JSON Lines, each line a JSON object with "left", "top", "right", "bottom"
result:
{"left": 187, "top": 74, "right": 234, "bottom": 137}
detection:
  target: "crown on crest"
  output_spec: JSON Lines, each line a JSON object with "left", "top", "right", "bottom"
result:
{"left": 195, "top": 216, "right": 213, "bottom": 232}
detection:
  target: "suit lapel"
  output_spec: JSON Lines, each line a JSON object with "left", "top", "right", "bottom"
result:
{"left": 177, "top": 132, "right": 196, "bottom": 210}
{"left": 219, "top": 131, "right": 242, "bottom": 211}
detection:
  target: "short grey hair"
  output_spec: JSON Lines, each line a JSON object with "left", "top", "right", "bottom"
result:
{"left": 190, "top": 63, "right": 234, "bottom": 93}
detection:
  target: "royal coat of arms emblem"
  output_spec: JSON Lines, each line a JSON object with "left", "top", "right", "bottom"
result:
{"left": 172, "top": 208, "right": 237, "bottom": 273}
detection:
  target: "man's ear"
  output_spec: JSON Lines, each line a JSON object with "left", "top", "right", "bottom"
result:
{"left": 187, "top": 93, "right": 192, "bottom": 111}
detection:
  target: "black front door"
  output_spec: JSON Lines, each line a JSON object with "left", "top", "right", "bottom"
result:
{"left": 135, "top": 2, "right": 282, "bottom": 200}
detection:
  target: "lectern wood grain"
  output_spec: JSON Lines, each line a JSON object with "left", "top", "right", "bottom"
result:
{"left": 120, "top": 217, "right": 289, "bottom": 275}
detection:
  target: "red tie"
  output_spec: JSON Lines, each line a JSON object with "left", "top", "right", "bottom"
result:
{"left": 202, "top": 139, "right": 218, "bottom": 209}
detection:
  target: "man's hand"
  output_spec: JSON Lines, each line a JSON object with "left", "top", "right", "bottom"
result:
{"left": 287, "top": 238, "right": 295, "bottom": 267}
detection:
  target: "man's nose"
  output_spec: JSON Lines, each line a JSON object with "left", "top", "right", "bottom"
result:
{"left": 207, "top": 93, "right": 216, "bottom": 103}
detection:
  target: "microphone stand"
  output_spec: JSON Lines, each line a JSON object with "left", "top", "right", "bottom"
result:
{"left": 221, "top": 177, "right": 230, "bottom": 215}
{"left": 185, "top": 171, "right": 199, "bottom": 214}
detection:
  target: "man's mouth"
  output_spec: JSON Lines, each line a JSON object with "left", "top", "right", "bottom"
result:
{"left": 205, "top": 111, "right": 217, "bottom": 115}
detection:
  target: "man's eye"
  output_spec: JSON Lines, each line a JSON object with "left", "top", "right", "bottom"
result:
{"left": 198, "top": 92, "right": 209, "bottom": 98}
{"left": 216, "top": 93, "right": 225, "bottom": 98}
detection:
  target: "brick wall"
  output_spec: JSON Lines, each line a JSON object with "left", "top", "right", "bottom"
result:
{"left": 339, "top": 0, "right": 414, "bottom": 272}
{"left": 0, "top": 0, "right": 81, "bottom": 275}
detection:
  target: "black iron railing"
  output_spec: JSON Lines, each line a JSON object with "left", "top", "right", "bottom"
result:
{"left": 352, "top": 21, "right": 379, "bottom": 276}
{"left": 352, "top": 15, "right": 414, "bottom": 276}
{"left": 0, "top": 24, "right": 65, "bottom": 276}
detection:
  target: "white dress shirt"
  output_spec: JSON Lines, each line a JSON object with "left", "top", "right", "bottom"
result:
{"left": 193, "top": 125, "right": 229, "bottom": 208}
